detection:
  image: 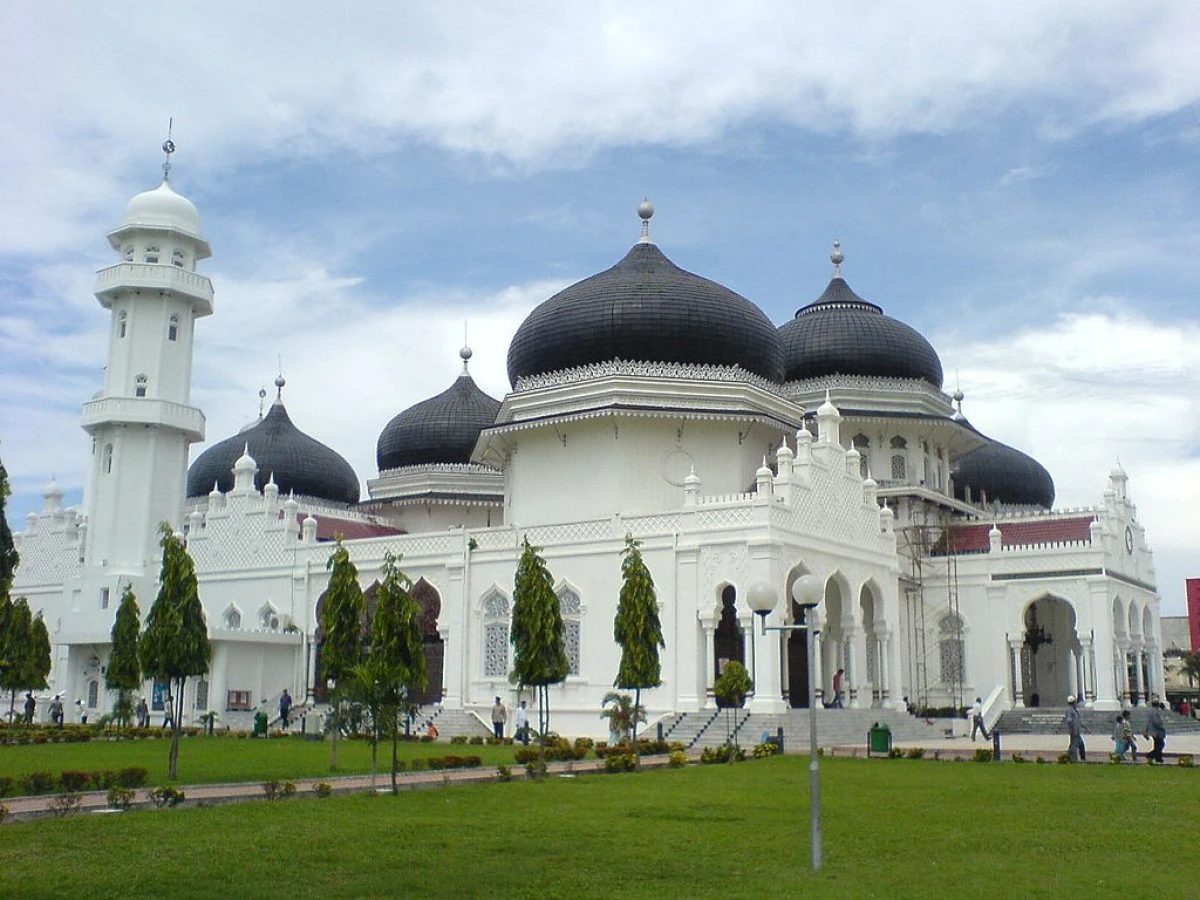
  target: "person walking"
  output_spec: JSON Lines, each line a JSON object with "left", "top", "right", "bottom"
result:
{"left": 1064, "top": 695, "right": 1086, "bottom": 761}
{"left": 279, "top": 688, "right": 293, "bottom": 729}
{"left": 23, "top": 692, "right": 36, "bottom": 724}
{"left": 136, "top": 697, "right": 149, "bottom": 728}
{"left": 514, "top": 700, "right": 529, "bottom": 745}
{"left": 491, "top": 696, "right": 507, "bottom": 739}
{"left": 1144, "top": 697, "right": 1167, "bottom": 764}
{"left": 49, "top": 694, "right": 64, "bottom": 728}
{"left": 970, "top": 697, "right": 989, "bottom": 741}
{"left": 162, "top": 693, "right": 174, "bottom": 730}
{"left": 831, "top": 669, "right": 845, "bottom": 709}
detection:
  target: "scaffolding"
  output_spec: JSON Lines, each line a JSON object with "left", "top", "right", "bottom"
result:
{"left": 901, "top": 506, "right": 963, "bottom": 713}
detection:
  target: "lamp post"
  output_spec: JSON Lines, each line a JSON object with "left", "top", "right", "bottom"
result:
{"left": 746, "top": 574, "right": 824, "bottom": 872}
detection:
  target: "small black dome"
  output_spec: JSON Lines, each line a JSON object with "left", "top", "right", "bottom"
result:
{"left": 377, "top": 372, "right": 501, "bottom": 471}
{"left": 187, "top": 399, "right": 360, "bottom": 504}
{"left": 507, "top": 242, "right": 785, "bottom": 386}
{"left": 779, "top": 277, "right": 944, "bottom": 387}
{"left": 952, "top": 435, "right": 1054, "bottom": 509}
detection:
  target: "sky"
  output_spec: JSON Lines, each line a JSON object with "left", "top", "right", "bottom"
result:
{"left": 1, "top": 2, "right": 1197, "bottom": 614}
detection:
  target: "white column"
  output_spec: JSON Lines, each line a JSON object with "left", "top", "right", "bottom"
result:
{"left": 1079, "top": 635, "right": 1094, "bottom": 706}
{"left": 811, "top": 625, "right": 825, "bottom": 707}
{"left": 1130, "top": 641, "right": 1143, "bottom": 705}
{"left": 699, "top": 613, "right": 717, "bottom": 710}
{"left": 845, "top": 626, "right": 862, "bottom": 708}
{"left": 1009, "top": 638, "right": 1025, "bottom": 708}
{"left": 748, "top": 621, "right": 785, "bottom": 714}
{"left": 1067, "top": 647, "right": 1078, "bottom": 699}
{"left": 875, "top": 627, "right": 890, "bottom": 706}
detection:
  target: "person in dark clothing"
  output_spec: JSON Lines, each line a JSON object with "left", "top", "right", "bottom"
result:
{"left": 23, "top": 692, "right": 36, "bottom": 724}
{"left": 279, "top": 688, "right": 293, "bottom": 729}
{"left": 1144, "top": 698, "right": 1167, "bottom": 764}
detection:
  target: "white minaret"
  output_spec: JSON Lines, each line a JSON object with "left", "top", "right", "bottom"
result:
{"left": 79, "top": 140, "right": 212, "bottom": 591}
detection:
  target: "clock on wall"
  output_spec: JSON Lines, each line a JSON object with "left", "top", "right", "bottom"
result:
{"left": 1124, "top": 525, "right": 1134, "bottom": 554}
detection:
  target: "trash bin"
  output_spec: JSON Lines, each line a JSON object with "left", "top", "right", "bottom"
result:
{"left": 253, "top": 711, "right": 268, "bottom": 737}
{"left": 867, "top": 723, "right": 892, "bottom": 756}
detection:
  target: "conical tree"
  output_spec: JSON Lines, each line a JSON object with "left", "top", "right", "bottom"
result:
{"left": 139, "top": 523, "right": 212, "bottom": 780}
{"left": 106, "top": 584, "right": 142, "bottom": 727}
{"left": 0, "top": 458, "right": 18, "bottom": 603}
{"left": 510, "top": 536, "right": 567, "bottom": 763}
{"left": 368, "top": 552, "right": 427, "bottom": 794}
{"left": 321, "top": 538, "right": 365, "bottom": 771}
{"left": 1, "top": 597, "right": 47, "bottom": 724}
{"left": 613, "top": 535, "right": 664, "bottom": 767}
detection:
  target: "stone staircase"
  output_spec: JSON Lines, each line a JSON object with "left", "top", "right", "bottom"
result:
{"left": 995, "top": 707, "right": 1200, "bottom": 736}
{"left": 659, "top": 708, "right": 950, "bottom": 751}
{"left": 415, "top": 706, "right": 492, "bottom": 738}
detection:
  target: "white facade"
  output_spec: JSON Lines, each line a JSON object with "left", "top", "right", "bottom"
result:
{"left": 10, "top": 175, "right": 1164, "bottom": 734}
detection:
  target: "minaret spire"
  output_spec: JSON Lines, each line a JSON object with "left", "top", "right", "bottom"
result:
{"left": 161, "top": 118, "right": 176, "bottom": 182}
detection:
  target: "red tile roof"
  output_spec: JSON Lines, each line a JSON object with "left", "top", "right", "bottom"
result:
{"left": 939, "top": 516, "right": 1094, "bottom": 554}
{"left": 283, "top": 511, "right": 405, "bottom": 541}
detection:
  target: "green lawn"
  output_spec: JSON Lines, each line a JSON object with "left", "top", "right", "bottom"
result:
{"left": 0, "top": 735, "right": 518, "bottom": 789}
{"left": 1, "top": 756, "right": 1195, "bottom": 898}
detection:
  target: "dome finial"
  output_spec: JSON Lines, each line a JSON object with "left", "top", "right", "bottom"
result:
{"left": 461, "top": 320, "right": 473, "bottom": 373}
{"left": 274, "top": 374, "right": 286, "bottom": 400}
{"left": 257, "top": 386, "right": 267, "bottom": 419}
{"left": 830, "top": 240, "right": 844, "bottom": 278}
{"left": 637, "top": 198, "right": 655, "bottom": 244}
{"left": 161, "top": 118, "right": 176, "bottom": 183}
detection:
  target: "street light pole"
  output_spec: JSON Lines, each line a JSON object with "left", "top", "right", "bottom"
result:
{"left": 746, "top": 575, "right": 824, "bottom": 872}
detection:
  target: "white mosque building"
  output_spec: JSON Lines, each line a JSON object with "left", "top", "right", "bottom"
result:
{"left": 11, "top": 163, "right": 1165, "bottom": 736}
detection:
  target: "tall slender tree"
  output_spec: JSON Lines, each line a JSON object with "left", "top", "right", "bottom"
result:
{"left": 613, "top": 535, "right": 664, "bottom": 767}
{"left": 0, "top": 458, "right": 22, "bottom": 725}
{"left": 321, "top": 538, "right": 365, "bottom": 771}
{"left": 139, "top": 523, "right": 212, "bottom": 780}
{"left": 368, "top": 551, "right": 427, "bottom": 794}
{"left": 510, "top": 536, "right": 567, "bottom": 762}
{"left": 106, "top": 584, "right": 142, "bottom": 727}
{"left": 1, "top": 597, "right": 47, "bottom": 723}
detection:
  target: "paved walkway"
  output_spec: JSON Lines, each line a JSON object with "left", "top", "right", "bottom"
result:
{"left": 834, "top": 730, "right": 1200, "bottom": 760}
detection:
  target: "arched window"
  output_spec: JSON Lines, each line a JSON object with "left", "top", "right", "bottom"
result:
{"left": 87, "top": 680, "right": 99, "bottom": 709}
{"left": 194, "top": 679, "right": 209, "bottom": 711}
{"left": 172, "top": 248, "right": 186, "bottom": 268}
{"left": 144, "top": 245, "right": 159, "bottom": 264}
{"left": 134, "top": 374, "right": 148, "bottom": 398}
{"left": 889, "top": 436, "right": 907, "bottom": 449}
{"left": 939, "top": 614, "right": 965, "bottom": 684}
{"left": 103, "top": 443, "right": 114, "bottom": 475}
{"left": 123, "top": 246, "right": 134, "bottom": 262}
{"left": 224, "top": 607, "right": 242, "bottom": 630}
{"left": 558, "top": 587, "right": 582, "bottom": 677}
{"left": 117, "top": 310, "right": 128, "bottom": 339}
{"left": 168, "top": 314, "right": 179, "bottom": 342}
{"left": 259, "top": 604, "right": 280, "bottom": 631}
{"left": 852, "top": 434, "right": 870, "bottom": 479}
{"left": 482, "top": 590, "right": 510, "bottom": 678}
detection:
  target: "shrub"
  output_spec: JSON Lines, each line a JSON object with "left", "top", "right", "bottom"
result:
{"left": 668, "top": 750, "right": 688, "bottom": 769}
{"left": 1056, "top": 753, "right": 1072, "bottom": 765}
{"left": 50, "top": 791, "right": 82, "bottom": 818}
{"left": 905, "top": 748, "right": 926, "bottom": 760}
{"left": 0, "top": 803, "right": 7, "bottom": 823}
{"left": 1011, "top": 753, "right": 1026, "bottom": 764}
{"left": 90, "top": 770, "right": 117, "bottom": 790}
{"left": 887, "top": 748, "right": 905, "bottom": 760}
{"left": 668, "top": 741, "right": 685, "bottom": 753}
{"left": 1178, "top": 755, "right": 1194, "bottom": 768}
{"left": 106, "top": 785, "right": 136, "bottom": 810}
{"left": 973, "top": 749, "right": 993, "bottom": 763}
{"left": 280, "top": 781, "right": 296, "bottom": 798}
{"left": 514, "top": 747, "right": 540, "bottom": 765}
{"left": 409, "top": 758, "right": 428, "bottom": 772}
{"left": 699, "top": 744, "right": 745, "bottom": 765}
{"left": 263, "top": 779, "right": 282, "bottom": 800}
{"left": 1109, "top": 754, "right": 1124, "bottom": 765}
{"left": 19, "top": 771, "right": 57, "bottom": 795}
{"left": 148, "top": 786, "right": 185, "bottom": 808}
{"left": 426, "top": 757, "right": 447, "bottom": 771}
{"left": 314, "top": 782, "right": 333, "bottom": 798}
{"left": 525, "top": 760, "right": 547, "bottom": 780}
{"left": 753, "top": 742, "right": 780, "bottom": 759}
{"left": 0, "top": 776, "right": 13, "bottom": 798}
{"left": 495, "top": 765, "right": 513, "bottom": 782}
{"left": 59, "top": 770, "right": 91, "bottom": 792}
{"left": 1035, "top": 756, "right": 1047, "bottom": 764}
{"left": 574, "top": 737, "right": 594, "bottom": 752}
{"left": 468, "top": 736, "right": 484, "bottom": 746}
{"left": 117, "top": 766, "right": 149, "bottom": 788}
{"left": 450, "top": 735, "right": 468, "bottom": 745}
{"left": 605, "top": 753, "right": 636, "bottom": 773}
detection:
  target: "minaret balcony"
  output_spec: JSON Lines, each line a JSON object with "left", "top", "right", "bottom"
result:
{"left": 94, "top": 263, "right": 214, "bottom": 316}
{"left": 81, "top": 397, "right": 206, "bottom": 442}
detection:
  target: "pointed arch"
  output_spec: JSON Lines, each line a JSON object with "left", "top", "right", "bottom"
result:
{"left": 555, "top": 580, "right": 584, "bottom": 677}
{"left": 411, "top": 577, "right": 444, "bottom": 705}
{"left": 480, "top": 585, "right": 511, "bottom": 679}
{"left": 222, "top": 603, "right": 242, "bottom": 630}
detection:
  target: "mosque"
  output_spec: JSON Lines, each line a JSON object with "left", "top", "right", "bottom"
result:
{"left": 10, "top": 160, "right": 1165, "bottom": 736}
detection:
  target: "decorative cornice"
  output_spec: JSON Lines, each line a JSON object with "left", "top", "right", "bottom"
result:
{"left": 515, "top": 359, "right": 785, "bottom": 396}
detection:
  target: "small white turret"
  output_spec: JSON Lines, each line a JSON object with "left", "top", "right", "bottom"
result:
{"left": 816, "top": 391, "right": 842, "bottom": 445}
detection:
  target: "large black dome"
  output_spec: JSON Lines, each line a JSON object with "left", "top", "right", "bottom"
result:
{"left": 507, "top": 241, "right": 785, "bottom": 386}
{"left": 377, "top": 369, "right": 501, "bottom": 471}
{"left": 952, "top": 435, "right": 1054, "bottom": 509}
{"left": 779, "top": 276, "right": 944, "bottom": 388}
{"left": 187, "top": 396, "right": 360, "bottom": 505}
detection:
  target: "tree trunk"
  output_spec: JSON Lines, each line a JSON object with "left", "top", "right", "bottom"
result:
{"left": 633, "top": 687, "right": 642, "bottom": 770}
{"left": 390, "top": 718, "right": 399, "bottom": 795}
{"left": 330, "top": 697, "right": 340, "bottom": 771}
{"left": 369, "top": 715, "right": 378, "bottom": 792}
{"left": 168, "top": 677, "right": 185, "bottom": 780}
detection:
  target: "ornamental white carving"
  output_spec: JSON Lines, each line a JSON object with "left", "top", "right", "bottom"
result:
{"left": 515, "top": 359, "right": 784, "bottom": 396}
{"left": 484, "top": 623, "right": 509, "bottom": 678}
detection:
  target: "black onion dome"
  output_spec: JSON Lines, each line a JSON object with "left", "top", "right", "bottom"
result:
{"left": 779, "top": 277, "right": 944, "bottom": 387}
{"left": 952, "top": 435, "right": 1054, "bottom": 509}
{"left": 376, "top": 372, "right": 501, "bottom": 471}
{"left": 506, "top": 242, "right": 785, "bottom": 386}
{"left": 187, "top": 399, "right": 360, "bottom": 504}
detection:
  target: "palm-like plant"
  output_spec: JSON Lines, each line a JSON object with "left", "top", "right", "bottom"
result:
{"left": 600, "top": 691, "right": 644, "bottom": 744}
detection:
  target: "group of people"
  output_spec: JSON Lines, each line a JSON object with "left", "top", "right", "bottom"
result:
{"left": 1065, "top": 694, "right": 1170, "bottom": 764}
{"left": 491, "top": 697, "right": 530, "bottom": 744}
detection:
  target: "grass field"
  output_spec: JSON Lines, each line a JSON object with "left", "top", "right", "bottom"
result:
{"left": 0, "top": 735, "right": 519, "bottom": 789}
{"left": 1, "top": 756, "right": 1195, "bottom": 898}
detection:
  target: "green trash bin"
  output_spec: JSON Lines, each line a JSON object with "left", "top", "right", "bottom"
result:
{"left": 867, "top": 723, "right": 892, "bottom": 756}
{"left": 253, "top": 711, "right": 268, "bottom": 737}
